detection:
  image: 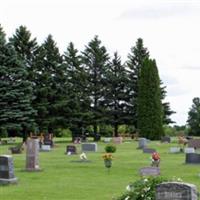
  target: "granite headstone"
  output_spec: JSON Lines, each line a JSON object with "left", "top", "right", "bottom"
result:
{"left": 81, "top": 143, "right": 97, "bottom": 152}
{"left": 0, "top": 155, "right": 18, "bottom": 184}
{"left": 26, "top": 138, "right": 41, "bottom": 171}
{"left": 156, "top": 182, "right": 198, "bottom": 200}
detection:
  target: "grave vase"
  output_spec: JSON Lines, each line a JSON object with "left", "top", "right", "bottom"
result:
{"left": 104, "top": 160, "right": 112, "bottom": 168}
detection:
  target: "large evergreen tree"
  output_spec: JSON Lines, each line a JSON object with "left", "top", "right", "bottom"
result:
{"left": 126, "top": 38, "right": 149, "bottom": 128}
{"left": 137, "top": 58, "right": 164, "bottom": 140}
{"left": 187, "top": 97, "right": 200, "bottom": 136}
{"left": 32, "top": 35, "right": 63, "bottom": 133}
{"left": 82, "top": 36, "right": 110, "bottom": 136}
{"left": 104, "top": 52, "right": 129, "bottom": 136}
{"left": 0, "top": 25, "right": 36, "bottom": 140}
{"left": 63, "top": 42, "right": 90, "bottom": 138}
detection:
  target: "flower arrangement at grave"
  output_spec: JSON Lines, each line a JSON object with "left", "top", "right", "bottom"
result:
{"left": 102, "top": 153, "right": 113, "bottom": 169}
{"left": 151, "top": 152, "right": 160, "bottom": 167}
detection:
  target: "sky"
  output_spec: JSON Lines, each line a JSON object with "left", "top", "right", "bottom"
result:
{"left": 1, "top": 0, "right": 200, "bottom": 125}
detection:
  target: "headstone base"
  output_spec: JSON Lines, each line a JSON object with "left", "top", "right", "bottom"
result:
{"left": 25, "top": 168, "right": 42, "bottom": 172}
{"left": 0, "top": 178, "right": 18, "bottom": 185}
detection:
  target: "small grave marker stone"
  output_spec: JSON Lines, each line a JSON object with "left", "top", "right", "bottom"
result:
{"left": 156, "top": 182, "right": 198, "bottom": 200}
{"left": 81, "top": 143, "right": 97, "bottom": 152}
{"left": 66, "top": 145, "right": 77, "bottom": 155}
{"left": 113, "top": 137, "right": 123, "bottom": 144}
{"left": 40, "top": 145, "right": 51, "bottom": 152}
{"left": 0, "top": 155, "right": 18, "bottom": 184}
{"left": 104, "top": 138, "right": 112, "bottom": 143}
{"left": 143, "top": 148, "right": 156, "bottom": 154}
{"left": 170, "top": 147, "right": 181, "bottom": 153}
{"left": 139, "top": 167, "right": 160, "bottom": 176}
{"left": 184, "top": 148, "right": 195, "bottom": 154}
{"left": 161, "top": 136, "right": 171, "bottom": 143}
{"left": 185, "top": 153, "right": 200, "bottom": 164}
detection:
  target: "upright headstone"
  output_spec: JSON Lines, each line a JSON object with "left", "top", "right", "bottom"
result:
{"left": 188, "top": 139, "right": 200, "bottom": 149}
{"left": 81, "top": 143, "right": 97, "bottom": 152}
{"left": 113, "top": 137, "right": 123, "bottom": 144}
{"left": 104, "top": 138, "right": 112, "bottom": 143}
{"left": 138, "top": 138, "right": 147, "bottom": 149}
{"left": 156, "top": 182, "right": 198, "bottom": 200}
{"left": 185, "top": 153, "right": 200, "bottom": 164}
{"left": 184, "top": 148, "right": 195, "bottom": 154}
{"left": 40, "top": 145, "right": 51, "bottom": 152}
{"left": 0, "top": 155, "right": 18, "bottom": 184}
{"left": 66, "top": 145, "right": 77, "bottom": 155}
{"left": 26, "top": 138, "right": 41, "bottom": 171}
{"left": 170, "top": 147, "right": 181, "bottom": 153}
{"left": 161, "top": 136, "right": 171, "bottom": 143}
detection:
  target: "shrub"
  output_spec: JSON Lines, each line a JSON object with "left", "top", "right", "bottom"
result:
{"left": 105, "top": 144, "right": 117, "bottom": 153}
{"left": 115, "top": 177, "right": 168, "bottom": 200}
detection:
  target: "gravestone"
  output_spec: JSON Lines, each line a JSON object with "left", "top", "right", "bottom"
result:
{"left": 156, "top": 182, "right": 198, "bottom": 200}
{"left": 170, "top": 147, "right": 181, "bottom": 153}
{"left": 113, "top": 137, "right": 123, "bottom": 144}
{"left": 185, "top": 153, "right": 200, "bottom": 164}
{"left": 0, "top": 155, "right": 18, "bottom": 184}
{"left": 161, "top": 136, "right": 171, "bottom": 143}
{"left": 26, "top": 138, "right": 41, "bottom": 171}
{"left": 188, "top": 139, "right": 200, "bottom": 149}
{"left": 81, "top": 143, "right": 97, "bottom": 152}
{"left": 43, "top": 133, "right": 54, "bottom": 147}
{"left": 138, "top": 138, "right": 147, "bottom": 149}
{"left": 184, "top": 148, "right": 195, "bottom": 154}
{"left": 143, "top": 148, "right": 156, "bottom": 154}
{"left": 139, "top": 167, "right": 160, "bottom": 176}
{"left": 66, "top": 145, "right": 77, "bottom": 155}
{"left": 104, "top": 138, "right": 112, "bottom": 143}
{"left": 40, "top": 145, "right": 51, "bottom": 152}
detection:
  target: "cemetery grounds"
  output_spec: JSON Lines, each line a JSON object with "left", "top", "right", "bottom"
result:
{"left": 0, "top": 137, "right": 200, "bottom": 200}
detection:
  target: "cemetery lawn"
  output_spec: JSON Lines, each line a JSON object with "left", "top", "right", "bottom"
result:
{"left": 0, "top": 138, "right": 200, "bottom": 200}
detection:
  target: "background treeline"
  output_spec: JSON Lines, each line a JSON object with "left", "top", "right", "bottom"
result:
{"left": 0, "top": 25, "right": 175, "bottom": 140}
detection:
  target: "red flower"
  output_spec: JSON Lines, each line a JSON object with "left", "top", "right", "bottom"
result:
{"left": 152, "top": 152, "right": 160, "bottom": 161}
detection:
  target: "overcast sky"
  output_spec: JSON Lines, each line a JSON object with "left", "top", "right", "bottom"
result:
{"left": 1, "top": 0, "right": 200, "bottom": 125}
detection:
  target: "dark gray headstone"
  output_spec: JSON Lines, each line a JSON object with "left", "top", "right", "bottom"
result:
{"left": 161, "top": 136, "right": 171, "bottom": 143}
{"left": 26, "top": 139, "right": 41, "bottom": 171}
{"left": 139, "top": 167, "right": 160, "bottom": 176}
{"left": 0, "top": 155, "right": 18, "bottom": 184}
{"left": 156, "top": 182, "right": 198, "bottom": 200}
{"left": 185, "top": 153, "right": 200, "bottom": 164}
{"left": 81, "top": 143, "right": 97, "bottom": 152}
{"left": 143, "top": 148, "right": 156, "bottom": 153}
{"left": 138, "top": 138, "right": 147, "bottom": 149}
{"left": 66, "top": 145, "right": 77, "bottom": 154}
{"left": 188, "top": 139, "right": 200, "bottom": 149}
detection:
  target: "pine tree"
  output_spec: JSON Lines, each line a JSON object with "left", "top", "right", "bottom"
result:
{"left": 126, "top": 38, "right": 149, "bottom": 128}
{"left": 82, "top": 36, "right": 110, "bottom": 137}
{"left": 0, "top": 25, "right": 36, "bottom": 140}
{"left": 104, "top": 52, "right": 129, "bottom": 136}
{"left": 32, "top": 35, "right": 63, "bottom": 133}
{"left": 63, "top": 42, "right": 90, "bottom": 139}
{"left": 137, "top": 58, "right": 164, "bottom": 140}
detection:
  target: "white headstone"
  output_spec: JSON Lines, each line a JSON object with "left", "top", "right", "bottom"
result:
{"left": 184, "top": 148, "right": 195, "bottom": 154}
{"left": 170, "top": 147, "right": 181, "bottom": 153}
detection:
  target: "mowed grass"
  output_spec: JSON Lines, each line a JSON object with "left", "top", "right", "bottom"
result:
{"left": 0, "top": 138, "right": 200, "bottom": 200}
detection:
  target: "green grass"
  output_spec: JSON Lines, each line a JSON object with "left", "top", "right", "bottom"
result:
{"left": 0, "top": 138, "right": 200, "bottom": 200}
